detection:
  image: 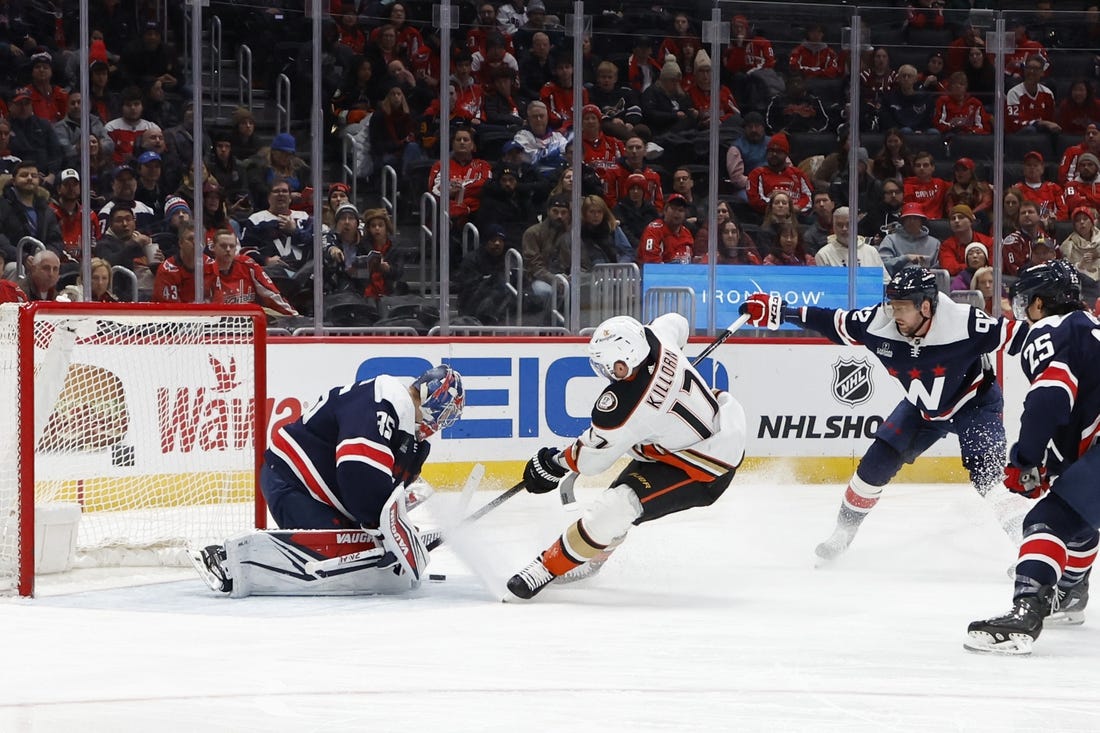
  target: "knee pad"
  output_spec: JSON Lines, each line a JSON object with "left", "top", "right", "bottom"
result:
{"left": 856, "top": 439, "right": 904, "bottom": 488}
{"left": 581, "top": 484, "right": 643, "bottom": 546}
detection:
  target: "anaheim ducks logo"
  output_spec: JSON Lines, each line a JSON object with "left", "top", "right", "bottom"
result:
{"left": 596, "top": 392, "right": 618, "bottom": 412}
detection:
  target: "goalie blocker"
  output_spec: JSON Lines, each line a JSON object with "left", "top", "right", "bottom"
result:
{"left": 193, "top": 485, "right": 431, "bottom": 597}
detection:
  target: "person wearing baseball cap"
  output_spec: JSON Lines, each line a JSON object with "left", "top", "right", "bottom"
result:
{"left": 879, "top": 201, "right": 941, "bottom": 275}
{"left": 637, "top": 193, "right": 694, "bottom": 263}
{"left": 4, "top": 87, "right": 62, "bottom": 185}
{"left": 746, "top": 131, "right": 813, "bottom": 215}
{"left": 521, "top": 195, "right": 572, "bottom": 313}
{"left": 1013, "top": 149, "right": 1066, "bottom": 224}
{"left": 939, "top": 203, "right": 993, "bottom": 276}
{"left": 454, "top": 220, "right": 513, "bottom": 325}
{"left": 50, "top": 169, "right": 100, "bottom": 261}
{"left": 28, "top": 50, "right": 67, "bottom": 124}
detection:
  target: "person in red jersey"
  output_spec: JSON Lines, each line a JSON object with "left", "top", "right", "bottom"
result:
{"left": 636, "top": 194, "right": 695, "bottom": 264}
{"left": 208, "top": 228, "right": 299, "bottom": 316}
{"left": 153, "top": 222, "right": 216, "bottom": 304}
{"left": 932, "top": 72, "right": 991, "bottom": 135}
{"left": 902, "top": 151, "right": 949, "bottom": 219}
{"left": 746, "top": 133, "right": 813, "bottom": 215}
{"left": 1013, "top": 151, "right": 1066, "bottom": 226}
{"left": 1006, "top": 55, "right": 1059, "bottom": 134}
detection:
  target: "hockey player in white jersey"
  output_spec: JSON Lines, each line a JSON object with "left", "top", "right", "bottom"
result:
{"left": 506, "top": 314, "right": 748, "bottom": 600}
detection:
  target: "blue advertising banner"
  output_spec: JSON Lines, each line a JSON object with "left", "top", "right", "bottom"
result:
{"left": 641, "top": 265, "right": 886, "bottom": 330}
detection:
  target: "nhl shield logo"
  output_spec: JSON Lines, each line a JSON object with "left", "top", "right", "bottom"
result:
{"left": 831, "top": 358, "right": 873, "bottom": 406}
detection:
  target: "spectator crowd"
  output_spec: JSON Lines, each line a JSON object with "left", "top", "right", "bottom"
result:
{"left": 3, "top": 0, "right": 1100, "bottom": 323}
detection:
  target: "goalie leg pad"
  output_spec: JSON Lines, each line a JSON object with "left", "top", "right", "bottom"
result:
{"left": 220, "top": 530, "right": 414, "bottom": 598}
{"left": 379, "top": 485, "right": 431, "bottom": 585}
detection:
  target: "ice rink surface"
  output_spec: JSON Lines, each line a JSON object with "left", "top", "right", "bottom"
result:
{"left": 3, "top": 471, "right": 1099, "bottom": 733}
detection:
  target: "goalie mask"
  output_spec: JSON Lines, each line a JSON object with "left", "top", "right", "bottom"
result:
{"left": 412, "top": 365, "right": 464, "bottom": 438}
{"left": 1010, "top": 259, "right": 1083, "bottom": 320}
{"left": 588, "top": 316, "right": 650, "bottom": 380}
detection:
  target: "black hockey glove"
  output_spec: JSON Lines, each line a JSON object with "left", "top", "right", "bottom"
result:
{"left": 523, "top": 447, "right": 568, "bottom": 494}
{"left": 393, "top": 434, "right": 431, "bottom": 487}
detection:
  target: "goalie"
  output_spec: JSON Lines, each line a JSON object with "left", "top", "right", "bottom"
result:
{"left": 506, "top": 314, "right": 747, "bottom": 600}
{"left": 192, "top": 365, "right": 464, "bottom": 597}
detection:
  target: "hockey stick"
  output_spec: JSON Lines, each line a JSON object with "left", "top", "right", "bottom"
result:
{"left": 690, "top": 312, "right": 752, "bottom": 366}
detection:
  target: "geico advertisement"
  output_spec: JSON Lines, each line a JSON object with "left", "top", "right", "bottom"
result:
{"left": 266, "top": 339, "right": 1029, "bottom": 461}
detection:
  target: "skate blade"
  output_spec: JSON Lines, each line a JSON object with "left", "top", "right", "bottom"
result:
{"left": 963, "top": 630, "right": 1033, "bottom": 655}
{"left": 814, "top": 544, "right": 847, "bottom": 567}
{"left": 1046, "top": 611, "right": 1086, "bottom": 626}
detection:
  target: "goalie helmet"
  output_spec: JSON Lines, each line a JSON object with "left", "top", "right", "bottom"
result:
{"left": 412, "top": 365, "right": 464, "bottom": 437}
{"left": 885, "top": 266, "right": 939, "bottom": 314}
{"left": 588, "top": 316, "right": 650, "bottom": 380}
{"left": 1010, "top": 259, "right": 1082, "bottom": 320}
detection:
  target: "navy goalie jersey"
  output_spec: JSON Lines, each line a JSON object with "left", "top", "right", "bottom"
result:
{"left": 266, "top": 375, "right": 425, "bottom": 525}
{"left": 1013, "top": 310, "right": 1100, "bottom": 475}
{"left": 795, "top": 293, "right": 1027, "bottom": 420}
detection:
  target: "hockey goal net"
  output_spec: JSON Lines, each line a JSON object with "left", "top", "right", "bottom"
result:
{"left": 0, "top": 302, "right": 267, "bottom": 596}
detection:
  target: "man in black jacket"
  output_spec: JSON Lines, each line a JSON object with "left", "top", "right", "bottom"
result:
{"left": 0, "top": 160, "right": 64, "bottom": 257}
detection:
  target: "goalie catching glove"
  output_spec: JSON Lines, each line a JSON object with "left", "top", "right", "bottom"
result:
{"left": 392, "top": 433, "right": 431, "bottom": 487}
{"left": 1004, "top": 464, "right": 1049, "bottom": 499}
{"left": 524, "top": 447, "right": 568, "bottom": 494}
{"left": 738, "top": 292, "right": 785, "bottom": 330}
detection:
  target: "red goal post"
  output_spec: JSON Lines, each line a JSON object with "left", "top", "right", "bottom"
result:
{"left": 0, "top": 302, "right": 268, "bottom": 597}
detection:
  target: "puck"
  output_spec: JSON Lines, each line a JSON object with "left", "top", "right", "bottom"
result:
{"left": 428, "top": 573, "right": 447, "bottom": 581}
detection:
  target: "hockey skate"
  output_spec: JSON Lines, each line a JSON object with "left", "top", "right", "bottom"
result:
{"left": 814, "top": 525, "right": 857, "bottom": 564}
{"left": 1047, "top": 577, "right": 1089, "bottom": 626}
{"left": 189, "top": 544, "right": 233, "bottom": 593}
{"left": 506, "top": 556, "right": 557, "bottom": 600}
{"left": 964, "top": 587, "right": 1054, "bottom": 655}
{"left": 554, "top": 536, "right": 625, "bottom": 585}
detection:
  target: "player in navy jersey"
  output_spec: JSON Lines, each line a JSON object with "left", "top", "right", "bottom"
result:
{"left": 263, "top": 365, "right": 464, "bottom": 530}
{"left": 192, "top": 365, "right": 464, "bottom": 597}
{"left": 740, "top": 267, "right": 1031, "bottom": 562}
{"left": 966, "top": 261, "right": 1100, "bottom": 655}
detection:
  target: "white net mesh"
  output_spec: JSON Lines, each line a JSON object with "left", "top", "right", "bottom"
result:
{"left": 0, "top": 304, "right": 263, "bottom": 595}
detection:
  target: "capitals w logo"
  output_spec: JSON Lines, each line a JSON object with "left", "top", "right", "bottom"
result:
{"left": 209, "top": 355, "right": 240, "bottom": 393}
{"left": 905, "top": 376, "right": 945, "bottom": 410}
